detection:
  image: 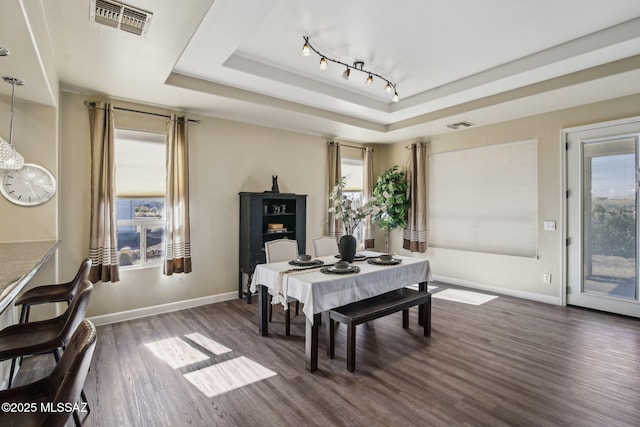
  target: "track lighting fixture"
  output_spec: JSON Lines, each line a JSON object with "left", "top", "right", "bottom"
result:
{"left": 302, "top": 36, "right": 399, "bottom": 102}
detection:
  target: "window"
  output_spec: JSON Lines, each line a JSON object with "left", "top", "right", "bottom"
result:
{"left": 428, "top": 139, "right": 538, "bottom": 257}
{"left": 115, "top": 129, "right": 167, "bottom": 268}
{"left": 341, "top": 157, "right": 365, "bottom": 244}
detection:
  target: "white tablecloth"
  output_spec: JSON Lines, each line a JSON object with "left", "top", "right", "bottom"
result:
{"left": 250, "top": 251, "right": 432, "bottom": 323}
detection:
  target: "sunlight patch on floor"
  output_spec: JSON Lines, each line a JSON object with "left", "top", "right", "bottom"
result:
{"left": 183, "top": 356, "right": 277, "bottom": 398}
{"left": 432, "top": 288, "right": 498, "bottom": 305}
{"left": 144, "top": 337, "right": 210, "bottom": 368}
{"left": 145, "top": 333, "right": 278, "bottom": 397}
{"left": 185, "top": 332, "right": 232, "bottom": 355}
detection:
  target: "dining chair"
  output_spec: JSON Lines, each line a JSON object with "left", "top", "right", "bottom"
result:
{"left": 0, "top": 319, "right": 97, "bottom": 427}
{"left": 0, "top": 280, "right": 93, "bottom": 389}
{"left": 313, "top": 236, "right": 339, "bottom": 257}
{"left": 14, "top": 258, "right": 92, "bottom": 324}
{"left": 265, "top": 238, "right": 300, "bottom": 336}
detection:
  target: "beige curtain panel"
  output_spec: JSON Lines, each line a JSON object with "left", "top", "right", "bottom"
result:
{"left": 164, "top": 115, "right": 192, "bottom": 275}
{"left": 362, "top": 147, "right": 375, "bottom": 248}
{"left": 403, "top": 142, "right": 428, "bottom": 253}
{"left": 327, "top": 141, "right": 343, "bottom": 239}
{"left": 88, "top": 101, "right": 120, "bottom": 282}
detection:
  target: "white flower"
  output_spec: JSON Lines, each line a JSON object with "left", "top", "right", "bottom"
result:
{"left": 328, "top": 176, "right": 377, "bottom": 235}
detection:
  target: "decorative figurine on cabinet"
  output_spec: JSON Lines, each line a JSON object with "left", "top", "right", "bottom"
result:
{"left": 271, "top": 175, "right": 280, "bottom": 193}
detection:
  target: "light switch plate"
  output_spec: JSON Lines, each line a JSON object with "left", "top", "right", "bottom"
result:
{"left": 543, "top": 220, "right": 556, "bottom": 231}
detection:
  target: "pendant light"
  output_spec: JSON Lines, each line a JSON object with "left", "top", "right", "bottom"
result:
{"left": 0, "top": 77, "right": 25, "bottom": 170}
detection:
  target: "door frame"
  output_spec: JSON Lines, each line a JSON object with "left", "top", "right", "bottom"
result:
{"left": 563, "top": 116, "right": 640, "bottom": 314}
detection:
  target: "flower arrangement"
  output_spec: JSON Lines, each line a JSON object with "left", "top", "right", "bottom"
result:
{"left": 372, "top": 166, "right": 408, "bottom": 251}
{"left": 328, "top": 177, "right": 379, "bottom": 235}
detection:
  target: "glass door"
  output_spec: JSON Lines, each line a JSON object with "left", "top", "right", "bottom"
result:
{"left": 566, "top": 119, "right": 640, "bottom": 317}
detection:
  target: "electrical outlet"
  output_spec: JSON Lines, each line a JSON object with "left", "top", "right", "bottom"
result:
{"left": 543, "top": 273, "right": 552, "bottom": 283}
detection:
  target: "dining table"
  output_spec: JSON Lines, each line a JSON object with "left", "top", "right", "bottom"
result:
{"left": 249, "top": 250, "right": 432, "bottom": 372}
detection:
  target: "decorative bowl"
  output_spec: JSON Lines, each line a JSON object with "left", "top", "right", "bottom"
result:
{"left": 379, "top": 254, "right": 393, "bottom": 262}
{"left": 334, "top": 260, "right": 350, "bottom": 270}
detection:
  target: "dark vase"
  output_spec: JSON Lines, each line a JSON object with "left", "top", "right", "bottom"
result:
{"left": 339, "top": 234, "right": 357, "bottom": 262}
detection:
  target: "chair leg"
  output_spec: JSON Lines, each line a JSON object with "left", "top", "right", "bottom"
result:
{"left": 81, "top": 389, "right": 90, "bottom": 413}
{"left": 73, "top": 409, "right": 82, "bottom": 427}
{"left": 268, "top": 295, "right": 273, "bottom": 322}
{"left": 295, "top": 301, "right": 299, "bottom": 315}
{"left": 19, "top": 304, "right": 28, "bottom": 323}
{"left": 8, "top": 357, "right": 17, "bottom": 388}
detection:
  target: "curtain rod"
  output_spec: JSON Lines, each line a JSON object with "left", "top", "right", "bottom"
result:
{"left": 84, "top": 101, "right": 200, "bottom": 124}
{"left": 405, "top": 141, "right": 429, "bottom": 149}
{"left": 327, "top": 141, "right": 373, "bottom": 151}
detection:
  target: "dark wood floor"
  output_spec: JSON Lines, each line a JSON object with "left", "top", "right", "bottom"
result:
{"left": 15, "top": 283, "right": 640, "bottom": 427}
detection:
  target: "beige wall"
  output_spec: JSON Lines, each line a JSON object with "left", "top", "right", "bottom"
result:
{"left": 0, "top": 97, "right": 58, "bottom": 242}
{"left": 385, "top": 93, "right": 640, "bottom": 303}
{"left": 58, "top": 92, "right": 328, "bottom": 318}
{"left": 4, "top": 88, "right": 640, "bottom": 320}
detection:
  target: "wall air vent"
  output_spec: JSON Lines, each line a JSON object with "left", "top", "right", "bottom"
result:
{"left": 90, "top": 0, "right": 153, "bottom": 37}
{"left": 446, "top": 121, "right": 474, "bottom": 130}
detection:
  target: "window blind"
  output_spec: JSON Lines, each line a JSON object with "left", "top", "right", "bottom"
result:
{"left": 428, "top": 139, "right": 538, "bottom": 257}
{"left": 115, "top": 129, "right": 166, "bottom": 197}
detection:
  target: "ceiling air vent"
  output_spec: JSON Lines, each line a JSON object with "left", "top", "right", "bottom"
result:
{"left": 90, "top": 0, "right": 153, "bottom": 37}
{"left": 446, "top": 121, "right": 474, "bottom": 130}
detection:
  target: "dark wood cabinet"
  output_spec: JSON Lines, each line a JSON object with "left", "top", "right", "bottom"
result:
{"left": 238, "top": 192, "right": 307, "bottom": 302}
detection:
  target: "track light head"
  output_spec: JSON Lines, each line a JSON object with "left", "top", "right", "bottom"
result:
{"left": 319, "top": 57, "right": 328, "bottom": 69}
{"left": 366, "top": 74, "right": 373, "bottom": 86}
{"left": 302, "top": 41, "right": 310, "bottom": 56}
{"left": 392, "top": 92, "right": 399, "bottom": 102}
{"left": 342, "top": 68, "right": 350, "bottom": 80}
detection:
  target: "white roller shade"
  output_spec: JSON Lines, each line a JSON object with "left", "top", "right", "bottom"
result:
{"left": 115, "top": 129, "right": 166, "bottom": 197}
{"left": 341, "top": 157, "right": 364, "bottom": 191}
{"left": 428, "top": 139, "right": 538, "bottom": 257}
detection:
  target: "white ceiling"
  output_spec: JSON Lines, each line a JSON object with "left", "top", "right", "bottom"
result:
{"left": 1, "top": 0, "right": 640, "bottom": 142}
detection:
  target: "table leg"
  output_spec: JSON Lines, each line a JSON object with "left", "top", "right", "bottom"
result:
{"left": 258, "top": 285, "right": 268, "bottom": 336}
{"left": 246, "top": 274, "right": 253, "bottom": 304}
{"left": 305, "top": 313, "right": 321, "bottom": 372}
{"left": 418, "top": 281, "right": 428, "bottom": 326}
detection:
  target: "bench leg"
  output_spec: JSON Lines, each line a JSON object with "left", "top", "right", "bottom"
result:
{"left": 422, "top": 296, "right": 431, "bottom": 337}
{"left": 402, "top": 308, "right": 409, "bottom": 329}
{"left": 327, "top": 317, "right": 335, "bottom": 358}
{"left": 346, "top": 323, "right": 356, "bottom": 372}
{"left": 418, "top": 281, "right": 428, "bottom": 326}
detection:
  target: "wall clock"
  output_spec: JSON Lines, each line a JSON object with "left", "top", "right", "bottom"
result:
{"left": 1, "top": 163, "right": 57, "bottom": 206}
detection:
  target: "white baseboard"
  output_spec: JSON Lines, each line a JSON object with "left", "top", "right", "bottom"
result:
{"left": 88, "top": 291, "right": 238, "bottom": 326}
{"left": 432, "top": 275, "right": 562, "bottom": 306}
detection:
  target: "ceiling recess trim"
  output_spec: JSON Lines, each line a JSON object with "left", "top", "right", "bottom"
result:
{"left": 90, "top": 0, "right": 153, "bottom": 37}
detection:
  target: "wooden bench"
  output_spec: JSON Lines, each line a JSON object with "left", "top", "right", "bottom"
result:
{"left": 326, "top": 287, "right": 431, "bottom": 372}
